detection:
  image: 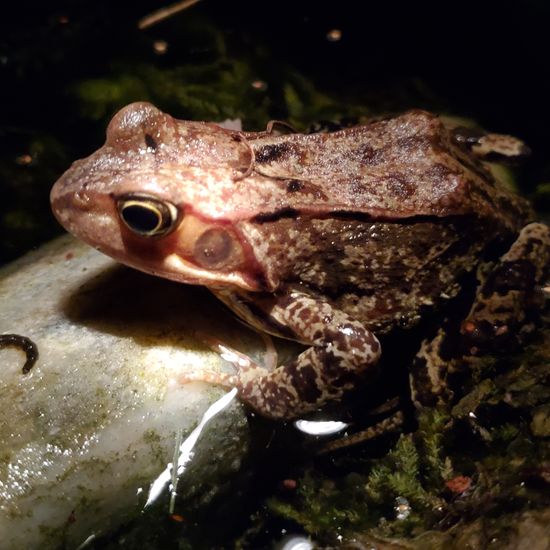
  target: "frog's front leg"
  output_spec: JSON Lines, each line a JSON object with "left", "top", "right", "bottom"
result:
{"left": 412, "top": 222, "right": 550, "bottom": 408}
{"left": 193, "top": 289, "right": 381, "bottom": 419}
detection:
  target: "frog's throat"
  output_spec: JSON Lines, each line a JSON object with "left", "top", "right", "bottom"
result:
{"left": 162, "top": 252, "right": 260, "bottom": 291}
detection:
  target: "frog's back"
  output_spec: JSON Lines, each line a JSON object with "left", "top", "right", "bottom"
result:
{"left": 249, "top": 110, "right": 531, "bottom": 231}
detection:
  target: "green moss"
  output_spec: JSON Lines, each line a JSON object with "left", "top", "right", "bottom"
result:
{"left": 261, "top": 319, "right": 550, "bottom": 545}
{"left": 263, "top": 422, "right": 455, "bottom": 542}
{"left": 74, "top": 75, "right": 150, "bottom": 120}
{"left": 72, "top": 62, "right": 372, "bottom": 133}
{"left": 366, "top": 435, "right": 429, "bottom": 508}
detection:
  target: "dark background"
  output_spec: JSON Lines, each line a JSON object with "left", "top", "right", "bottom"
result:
{"left": 1, "top": 0, "right": 549, "bottom": 264}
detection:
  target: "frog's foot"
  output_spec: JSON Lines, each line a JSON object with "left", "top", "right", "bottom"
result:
{"left": 317, "top": 410, "right": 405, "bottom": 454}
{"left": 181, "top": 333, "right": 270, "bottom": 389}
{"left": 179, "top": 369, "right": 238, "bottom": 388}
{"left": 229, "top": 290, "right": 381, "bottom": 419}
{"left": 259, "top": 332, "right": 278, "bottom": 373}
{"left": 459, "top": 222, "right": 550, "bottom": 355}
{"left": 452, "top": 127, "right": 531, "bottom": 162}
{"left": 193, "top": 330, "right": 278, "bottom": 377}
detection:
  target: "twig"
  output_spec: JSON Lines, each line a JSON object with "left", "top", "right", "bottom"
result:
{"left": 138, "top": 0, "right": 202, "bottom": 30}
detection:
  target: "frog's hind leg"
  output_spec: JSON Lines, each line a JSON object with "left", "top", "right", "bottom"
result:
{"left": 452, "top": 127, "right": 531, "bottom": 162}
{"left": 460, "top": 222, "right": 550, "bottom": 353}
{"left": 411, "top": 222, "right": 550, "bottom": 407}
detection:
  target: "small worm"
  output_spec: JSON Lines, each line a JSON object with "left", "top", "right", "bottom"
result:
{"left": 0, "top": 333, "right": 39, "bottom": 374}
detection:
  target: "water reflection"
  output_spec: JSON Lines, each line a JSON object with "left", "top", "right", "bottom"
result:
{"left": 294, "top": 419, "right": 349, "bottom": 436}
{"left": 145, "top": 388, "right": 238, "bottom": 509}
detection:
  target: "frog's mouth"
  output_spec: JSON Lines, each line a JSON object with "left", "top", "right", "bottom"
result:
{"left": 50, "top": 183, "right": 264, "bottom": 293}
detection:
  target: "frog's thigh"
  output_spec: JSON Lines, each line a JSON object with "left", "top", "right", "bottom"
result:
{"left": 460, "top": 222, "right": 550, "bottom": 350}
{"left": 412, "top": 222, "right": 550, "bottom": 408}
{"left": 237, "top": 290, "right": 381, "bottom": 419}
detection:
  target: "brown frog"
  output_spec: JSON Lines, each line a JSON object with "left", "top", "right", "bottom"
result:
{"left": 50, "top": 102, "right": 550, "bottom": 419}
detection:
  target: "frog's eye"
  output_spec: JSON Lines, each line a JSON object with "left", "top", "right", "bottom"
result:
{"left": 116, "top": 195, "right": 179, "bottom": 237}
{"left": 193, "top": 228, "right": 240, "bottom": 270}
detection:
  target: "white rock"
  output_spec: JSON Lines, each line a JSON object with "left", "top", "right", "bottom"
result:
{"left": 0, "top": 235, "right": 252, "bottom": 549}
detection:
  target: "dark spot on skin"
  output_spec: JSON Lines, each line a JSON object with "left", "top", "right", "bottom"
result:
{"left": 513, "top": 237, "right": 538, "bottom": 258}
{"left": 369, "top": 336, "right": 381, "bottom": 354}
{"left": 315, "top": 345, "right": 337, "bottom": 373}
{"left": 255, "top": 142, "right": 295, "bottom": 163}
{"left": 0, "top": 334, "right": 39, "bottom": 374}
{"left": 482, "top": 259, "right": 536, "bottom": 297}
{"left": 298, "top": 308, "right": 312, "bottom": 321}
{"left": 287, "top": 364, "right": 322, "bottom": 403}
{"left": 252, "top": 208, "right": 299, "bottom": 223}
{"left": 253, "top": 380, "right": 296, "bottom": 416}
{"left": 324, "top": 326, "right": 350, "bottom": 354}
{"left": 286, "top": 179, "right": 304, "bottom": 192}
{"left": 426, "top": 163, "right": 455, "bottom": 182}
{"left": 359, "top": 145, "right": 385, "bottom": 166}
{"left": 386, "top": 176, "right": 415, "bottom": 198}
{"left": 144, "top": 133, "right": 158, "bottom": 150}
{"left": 331, "top": 369, "right": 359, "bottom": 388}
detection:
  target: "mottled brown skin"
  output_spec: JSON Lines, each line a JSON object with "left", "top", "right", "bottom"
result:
{"left": 411, "top": 223, "right": 550, "bottom": 407}
{"left": 50, "top": 102, "right": 550, "bottom": 419}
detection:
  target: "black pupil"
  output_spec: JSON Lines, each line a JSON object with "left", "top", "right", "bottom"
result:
{"left": 121, "top": 204, "right": 160, "bottom": 233}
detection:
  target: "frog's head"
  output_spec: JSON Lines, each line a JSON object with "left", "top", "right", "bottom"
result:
{"left": 51, "top": 102, "right": 268, "bottom": 291}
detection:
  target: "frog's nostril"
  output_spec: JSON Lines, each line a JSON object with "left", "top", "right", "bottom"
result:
{"left": 73, "top": 189, "right": 93, "bottom": 210}
{"left": 106, "top": 102, "right": 164, "bottom": 144}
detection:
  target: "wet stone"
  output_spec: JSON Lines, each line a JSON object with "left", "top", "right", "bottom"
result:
{"left": 0, "top": 235, "right": 252, "bottom": 550}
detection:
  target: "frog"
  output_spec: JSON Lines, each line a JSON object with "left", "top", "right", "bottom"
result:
{"left": 50, "top": 102, "right": 550, "bottom": 420}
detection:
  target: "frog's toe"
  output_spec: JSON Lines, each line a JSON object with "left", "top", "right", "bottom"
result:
{"left": 179, "top": 370, "right": 238, "bottom": 389}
